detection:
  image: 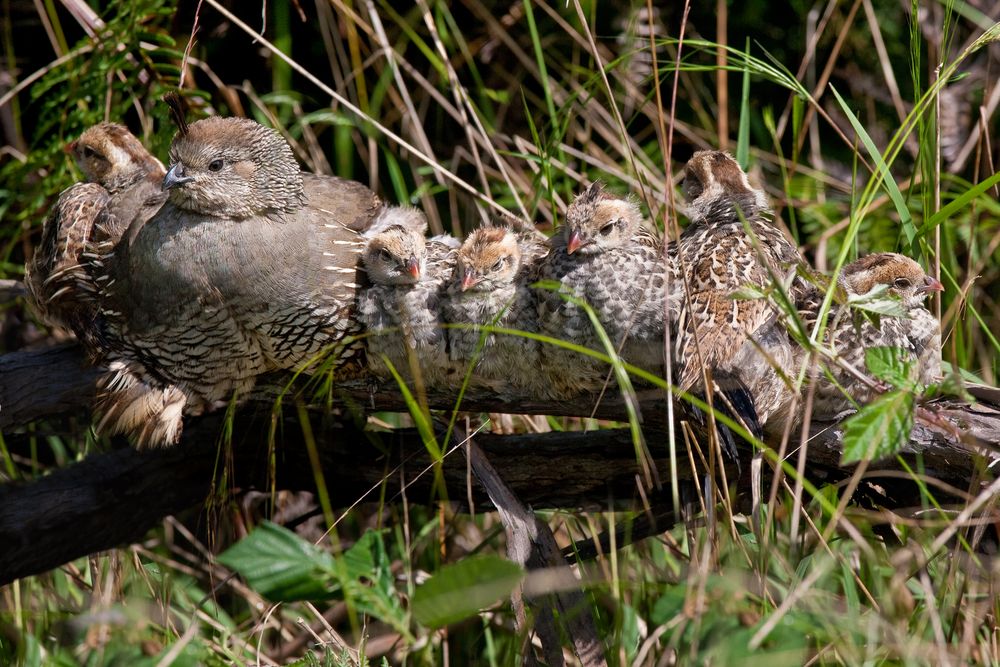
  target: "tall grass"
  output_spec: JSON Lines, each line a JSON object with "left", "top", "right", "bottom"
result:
{"left": 2, "top": 0, "right": 1000, "bottom": 664}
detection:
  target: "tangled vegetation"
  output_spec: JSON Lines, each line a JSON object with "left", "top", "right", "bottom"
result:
{"left": 2, "top": 0, "right": 1000, "bottom": 664}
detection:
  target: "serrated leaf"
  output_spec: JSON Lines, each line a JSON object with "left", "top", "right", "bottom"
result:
{"left": 864, "top": 347, "right": 915, "bottom": 390}
{"left": 218, "top": 522, "right": 335, "bottom": 602}
{"left": 841, "top": 390, "right": 914, "bottom": 464}
{"left": 411, "top": 555, "right": 524, "bottom": 629}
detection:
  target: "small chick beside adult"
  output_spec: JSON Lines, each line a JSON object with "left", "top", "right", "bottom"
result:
{"left": 536, "top": 183, "right": 670, "bottom": 396}
{"left": 444, "top": 220, "right": 547, "bottom": 396}
{"left": 357, "top": 206, "right": 461, "bottom": 390}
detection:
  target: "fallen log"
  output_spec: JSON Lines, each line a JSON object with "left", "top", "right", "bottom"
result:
{"left": 1, "top": 342, "right": 999, "bottom": 585}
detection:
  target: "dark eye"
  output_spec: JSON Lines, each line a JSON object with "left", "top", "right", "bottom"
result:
{"left": 492, "top": 258, "right": 506, "bottom": 271}
{"left": 599, "top": 221, "right": 618, "bottom": 236}
{"left": 81, "top": 146, "right": 98, "bottom": 159}
{"left": 380, "top": 248, "right": 393, "bottom": 261}
{"left": 893, "top": 278, "right": 911, "bottom": 289}
{"left": 208, "top": 159, "right": 224, "bottom": 172}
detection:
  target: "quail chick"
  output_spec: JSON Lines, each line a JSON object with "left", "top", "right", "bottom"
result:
{"left": 94, "top": 115, "right": 381, "bottom": 446}
{"left": 674, "top": 150, "right": 809, "bottom": 442}
{"left": 357, "top": 206, "right": 460, "bottom": 389}
{"left": 783, "top": 252, "right": 943, "bottom": 423}
{"left": 444, "top": 221, "right": 547, "bottom": 395}
{"left": 25, "top": 123, "right": 165, "bottom": 347}
{"left": 536, "top": 183, "right": 669, "bottom": 395}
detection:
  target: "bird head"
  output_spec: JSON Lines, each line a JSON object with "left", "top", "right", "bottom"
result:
{"left": 67, "top": 123, "right": 165, "bottom": 193}
{"left": 362, "top": 207, "right": 429, "bottom": 285}
{"left": 681, "top": 150, "right": 768, "bottom": 223}
{"left": 163, "top": 117, "right": 304, "bottom": 219}
{"left": 561, "top": 183, "right": 643, "bottom": 256}
{"left": 456, "top": 226, "right": 522, "bottom": 292}
{"left": 843, "top": 253, "right": 943, "bottom": 308}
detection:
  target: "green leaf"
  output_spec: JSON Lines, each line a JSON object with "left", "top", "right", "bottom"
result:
{"left": 411, "top": 555, "right": 524, "bottom": 629}
{"left": 337, "top": 531, "right": 409, "bottom": 637}
{"left": 736, "top": 37, "right": 751, "bottom": 169}
{"left": 829, "top": 85, "right": 916, "bottom": 244}
{"left": 841, "top": 390, "right": 914, "bottom": 464}
{"left": 218, "top": 522, "right": 335, "bottom": 602}
{"left": 847, "top": 284, "right": 907, "bottom": 318}
{"left": 864, "top": 347, "right": 916, "bottom": 390}
{"left": 922, "top": 170, "right": 1000, "bottom": 234}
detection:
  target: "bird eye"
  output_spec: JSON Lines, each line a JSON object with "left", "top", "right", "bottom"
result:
{"left": 492, "top": 258, "right": 506, "bottom": 271}
{"left": 379, "top": 248, "right": 394, "bottom": 261}
{"left": 893, "top": 278, "right": 911, "bottom": 289}
{"left": 599, "top": 221, "right": 618, "bottom": 236}
{"left": 208, "top": 159, "right": 224, "bottom": 172}
{"left": 81, "top": 146, "right": 98, "bottom": 159}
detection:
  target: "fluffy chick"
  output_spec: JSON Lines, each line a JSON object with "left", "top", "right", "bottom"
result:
{"left": 444, "top": 222, "right": 547, "bottom": 395}
{"left": 358, "top": 206, "right": 461, "bottom": 389}
{"left": 536, "top": 183, "right": 670, "bottom": 395}
{"left": 783, "top": 252, "right": 943, "bottom": 423}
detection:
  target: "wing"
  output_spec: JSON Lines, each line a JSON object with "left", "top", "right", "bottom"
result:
{"left": 25, "top": 182, "right": 109, "bottom": 332}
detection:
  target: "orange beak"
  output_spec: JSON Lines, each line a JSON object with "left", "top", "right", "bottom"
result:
{"left": 64, "top": 140, "right": 77, "bottom": 155}
{"left": 566, "top": 230, "right": 584, "bottom": 255}
{"left": 920, "top": 276, "right": 944, "bottom": 293}
{"left": 461, "top": 272, "right": 478, "bottom": 291}
{"left": 405, "top": 255, "right": 421, "bottom": 279}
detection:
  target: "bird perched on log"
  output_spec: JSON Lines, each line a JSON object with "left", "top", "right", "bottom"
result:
{"left": 536, "top": 183, "right": 669, "bottom": 395}
{"left": 357, "top": 206, "right": 461, "bottom": 389}
{"left": 91, "top": 114, "right": 382, "bottom": 447}
{"left": 24, "top": 123, "right": 165, "bottom": 349}
{"left": 778, "top": 252, "right": 943, "bottom": 423}
{"left": 444, "top": 220, "right": 547, "bottom": 395}
{"left": 673, "top": 150, "right": 809, "bottom": 455}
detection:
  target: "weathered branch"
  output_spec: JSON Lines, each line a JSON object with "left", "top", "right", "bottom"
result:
{"left": 1, "top": 341, "right": 999, "bottom": 585}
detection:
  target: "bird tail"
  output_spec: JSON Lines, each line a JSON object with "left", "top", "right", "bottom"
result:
{"left": 689, "top": 369, "right": 762, "bottom": 471}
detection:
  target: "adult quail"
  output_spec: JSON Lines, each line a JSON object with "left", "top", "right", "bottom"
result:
{"left": 25, "top": 123, "right": 164, "bottom": 348}
{"left": 780, "top": 252, "right": 943, "bottom": 423}
{"left": 357, "top": 206, "right": 460, "bottom": 389}
{"left": 444, "top": 221, "right": 547, "bottom": 395}
{"left": 92, "top": 115, "right": 381, "bottom": 446}
{"left": 673, "top": 150, "right": 809, "bottom": 445}
{"left": 536, "top": 183, "right": 669, "bottom": 396}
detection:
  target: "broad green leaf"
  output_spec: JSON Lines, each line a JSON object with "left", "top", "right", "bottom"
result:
{"left": 411, "top": 555, "right": 524, "bottom": 629}
{"left": 841, "top": 390, "right": 915, "bottom": 464}
{"left": 864, "top": 347, "right": 916, "bottom": 390}
{"left": 218, "top": 522, "right": 335, "bottom": 602}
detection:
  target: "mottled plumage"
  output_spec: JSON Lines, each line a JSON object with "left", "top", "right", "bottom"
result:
{"left": 784, "top": 253, "right": 943, "bottom": 422}
{"left": 357, "top": 207, "right": 461, "bottom": 388}
{"left": 96, "top": 116, "right": 381, "bottom": 446}
{"left": 444, "top": 222, "right": 547, "bottom": 394}
{"left": 536, "top": 183, "right": 669, "bottom": 394}
{"left": 674, "top": 150, "right": 808, "bottom": 429}
{"left": 25, "top": 123, "right": 165, "bottom": 347}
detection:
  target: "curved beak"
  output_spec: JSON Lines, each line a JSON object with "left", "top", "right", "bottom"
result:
{"left": 162, "top": 163, "right": 194, "bottom": 191}
{"left": 405, "top": 255, "right": 421, "bottom": 279}
{"left": 566, "top": 230, "right": 585, "bottom": 255}
{"left": 461, "top": 272, "right": 479, "bottom": 291}
{"left": 919, "top": 276, "right": 945, "bottom": 294}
